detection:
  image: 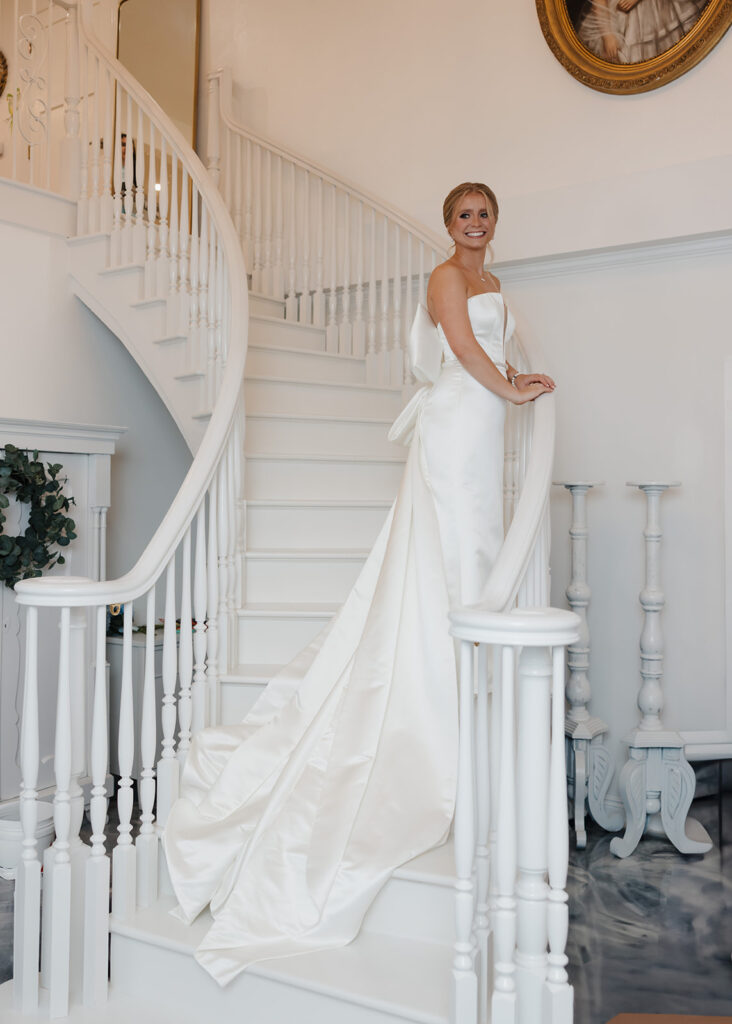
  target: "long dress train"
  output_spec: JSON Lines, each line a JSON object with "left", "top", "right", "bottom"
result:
{"left": 162, "top": 291, "right": 514, "bottom": 986}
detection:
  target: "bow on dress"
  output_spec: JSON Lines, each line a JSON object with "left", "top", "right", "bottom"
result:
{"left": 387, "top": 304, "right": 443, "bottom": 447}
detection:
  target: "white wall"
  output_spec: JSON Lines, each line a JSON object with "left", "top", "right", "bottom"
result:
{"left": 199, "top": 0, "right": 732, "bottom": 260}
{"left": 198, "top": 0, "right": 732, "bottom": 790}
{"left": 0, "top": 196, "right": 192, "bottom": 581}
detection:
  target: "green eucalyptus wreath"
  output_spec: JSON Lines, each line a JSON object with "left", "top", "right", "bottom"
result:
{"left": 0, "top": 444, "right": 77, "bottom": 590}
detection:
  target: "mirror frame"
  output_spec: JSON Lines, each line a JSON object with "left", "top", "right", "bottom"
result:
{"left": 536, "top": 0, "right": 732, "bottom": 94}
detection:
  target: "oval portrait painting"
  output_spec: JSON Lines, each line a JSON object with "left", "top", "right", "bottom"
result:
{"left": 536, "top": 0, "right": 732, "bottom": 92}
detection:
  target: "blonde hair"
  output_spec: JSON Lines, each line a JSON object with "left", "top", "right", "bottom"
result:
{"left": 442, "top": 182, "right": 499, "bottom": 230}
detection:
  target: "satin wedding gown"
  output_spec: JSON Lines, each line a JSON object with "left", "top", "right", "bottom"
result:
{"left": 163, "top": 291, "right": 515, "bottom": 986}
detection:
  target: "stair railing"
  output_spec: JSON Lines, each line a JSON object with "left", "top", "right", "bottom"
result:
{"left": 11, "top": 0, "right": 247, "bottom": 1016}
{"left": 206, "top": 67, "right": 446, "bottom": 387}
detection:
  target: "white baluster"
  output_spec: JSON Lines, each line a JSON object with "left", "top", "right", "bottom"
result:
{"left": 77, "top": 43, "right": 88, "bottom": 233}
{"left": 101, "top": 67, "right": 113, "bottom": 233}
{"left": 452, "top": 640, "right": 478, "bottom": 1024}
{"left": 366, "top": 208, "right": 377, "bottom": 383}
{"left": 136, "top": 588, "right": 158, "bottom": 907}
{"left": 390, "top": 225, "right": 402, "bottom": 384}
{"left": 339, "top": 193, "right": 351, "bottom": 353}
{"left": 122, "top": 92, "right": 134, "bottom": 263}
{"left": 233, "top": 407, "right": 246, "bottom": 611}
{"left": 207, "top": 480, "right": 220, "bottom": 726}
{"left": 285, "top": 161, "right": 298, "bottom": 320}
{"left": 206, "top": 72, "right": 221, "bottom": 186}
{"left": 493, "top": 644, "right": 517, "bottom": 1024}
{"left": 217, "top": 460, "right": 229, "bottom": 675}
{"left": 273, "top": 154, "right": 285, "bottom": 299}
{"left": 68, "top": 604, "right": 89, "bottom": 1005}
{"left": 45, "top": 0, "right": 55, "bottom": 191}
{"left": 515, "top": 646, "right": 550, "bottom": 1020}
{"left": 46, "top": 607, "right": 73, "bottom": 1018}
{"left": 379, "top": 216, "right": 390, "bottom": 385}
{"left": 326, "top": 185, "right": 338, "bottom": 352}
{"left": 199, "top": 203, "right": 210, "bottom": 394}
{"left": 243, "top": 138, "right": 252, "bottom": 270}
{"left": 313, "top": 176, "right": 325, "bottom": 326}
{"left": 404, "top": 232, "right": 414, "bottom": 384}
{"left": 300, "top": 170, "right": 312, "bottom": 324}
{"left": 88, "top": 54, "right": 101, "bottom": 232}
{"left": 252, "top": 144, "right": 263, "bottom": 293}
{"left": 474, "top": 643, "right": 491, "bottom": 1022}
{"left": 188, "top": 185, "right": 201, "bottom": 369}
{"left": 83, "top": 605, "right": 110, "bottom": 1006}
{"left": 110, "top": 85, "right": 123, "bottom": 266}
{"left": 157, "top": 558, "right": 179, "bottom": 828}
{"left": 177, "top": 170, "right": 190, "bottom": 337}
{"left": 144, "top": 118, "right": 158, "bottom": 297}
{"left": 178, "top": 528, "right": 194, "bottom": 758}
{"left": 192, "top": 504, "right": 208, "bottom": 733}
{"left": 544, "top": 646, "right": 573, "bottom": 1023}
{"left": 133, "top": 102, "right": 146, "bottom": 263}
{"left": 157, "top": 137, "right": 170, "bottom": 297}
{"left": 13, "top": 605, "right": 41, "bottom": 1014}
{"left": 112, "top": 603, "right": 136, "bottom": 921}
{"left": 262, "top": 148, "right": 273, "bottom": 297}
{"left": 353, "top": 200, "right": 365, "bottom": 356}
{"left": 167, "top": 152, "right": 179, "bottom": 332}
{"left": 206, "top": 224, "right": 218, "bottom": 411}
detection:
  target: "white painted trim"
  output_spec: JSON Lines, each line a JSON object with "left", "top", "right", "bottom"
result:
{"left": 0, "top": 418, "right": 126, "bottom": 456}
{"left": 495, "top": 228, "right": 732, "bottom": 283}
{"left": 0, "top": 179, "right": 76, "bottom": 238}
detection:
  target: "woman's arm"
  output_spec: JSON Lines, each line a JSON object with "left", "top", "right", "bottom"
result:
{"left": 428, "top": 266, "right": 554, "bottom": 406}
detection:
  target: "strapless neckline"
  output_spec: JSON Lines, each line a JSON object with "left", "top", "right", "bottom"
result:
{"left": 467, "top": 291, "right": 502, "bottom": 302}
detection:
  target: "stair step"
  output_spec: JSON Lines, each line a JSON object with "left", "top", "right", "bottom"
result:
{"left": 245, "top": 411, "right": 397, "bottom": 457}
{"left": 249, "top": 314, "right": 327, "bottom": 352}
{"left": 109, "top": 897, "right": 451, "bottom": 1024}
{"left": 246, "top": 453, "right": 404, "bottom": 501}
{"left": 153, "top": 333, "right": 187, "bottom": 346}
{"left": 248, "top": 291, "right": 286, "bottom": 318}
{"left": 245, "top": 548, "right": 369, "bottom": 603}
{"left": 246, "top": 498, "right": 391, "bottom": 549}
{"left": 245, "top": 375, "right": 403, "bottom": 419}
{"left": 246, "top": 342, "right": 366, "bottom": 384}
{"left": 238, "top": 601, "right": 338, "bottom": 663}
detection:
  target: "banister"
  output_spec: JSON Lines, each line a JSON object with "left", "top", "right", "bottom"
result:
{"left": 15, "top": 9, "right": 248, "bottom": 609}
{"left": 209, "top": 67, "right": 447, "bottom": 256}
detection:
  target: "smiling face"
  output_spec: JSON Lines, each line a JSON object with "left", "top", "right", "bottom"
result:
{"left": 447, "top": 191, "right": 497, "bottom": 252}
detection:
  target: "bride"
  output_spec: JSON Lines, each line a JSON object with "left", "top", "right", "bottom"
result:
{"left": 162, "top": 182, "right": 554, "bottom": 986}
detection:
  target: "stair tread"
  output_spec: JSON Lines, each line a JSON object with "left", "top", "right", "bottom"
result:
{"left": 246, "top": 372, "right": 401, "bottom": 393}
{"left": 246, "top": 451, "right": 404, "bottom": 464}
{"left": 99, "top": 261, "right": 144, "bottom": 275}
{"left": 248, "top": 339, "right": 365, "bottom": 364}
{"left": 247, "top": 497, "right": 393, "bottom": 508}
{"left": 239, "top": 602, "right": 340, "bottom": 617}
{"left": 246, "top": 547, "right": 369, "bottom": 560}
{"left": 250, "top": 312, "right": 326, "bottom": 333}
{"left": 110, "top": 896, "right": 451, "bottom": 1022}
{"left": 246, "top": 410, "right": 394, "bottom": 425}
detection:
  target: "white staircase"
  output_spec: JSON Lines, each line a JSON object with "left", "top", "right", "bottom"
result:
{"left": 1, "top": 4, "right": 569, "bottom": 1020}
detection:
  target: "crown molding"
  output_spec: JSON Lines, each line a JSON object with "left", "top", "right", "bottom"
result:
{"left": 495, "top": 228, "right": 732, "bottom": 283}
{"left": 0, "top": 418, "right": 127, "bottom": 456}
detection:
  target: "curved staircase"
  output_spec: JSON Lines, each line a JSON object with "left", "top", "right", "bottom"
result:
{"left": 0, "top": 6, "right": 569, "bottom": 1022}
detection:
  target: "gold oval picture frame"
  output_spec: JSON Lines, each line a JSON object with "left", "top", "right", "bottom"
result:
{"left": 536, "top": 0, "right": 732, "bottom": 93}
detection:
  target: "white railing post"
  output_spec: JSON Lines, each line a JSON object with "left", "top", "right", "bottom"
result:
{"left": 112, "top": 603, "right": 136, "bottom": 922}
{"left": 157, "top": 558, "right": 180, "bottom": 826}
{"left": 450, "top": 607, "right": 580, "bottom": 1024}
{"left": 13, "top": 606, "right": 41, "bottom": 1014}
{"left": 83, "top": 605, "right": 110, "bottom": 1007}
{"left": 206, "top": 72, "right": 221, "bottom": 186}
{"left": 137, "top": 588, "right": 159, "bottom": 907}
{"left": 451, "top": 640, "right": 478, "bottom": 1024}
{"left": 59, "top": 0, "right": 81, "bottom": 199}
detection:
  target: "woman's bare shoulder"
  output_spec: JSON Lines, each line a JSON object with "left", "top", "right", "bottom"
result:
{"left": 428, "top": 261, "right": 466, "bottom": 298}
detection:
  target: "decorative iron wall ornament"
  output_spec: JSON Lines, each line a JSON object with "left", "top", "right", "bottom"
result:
{"left": 536, "top": 0, "right": 732, "bottom": 94}
{"left": 0, "top": 51, "right": 7, "bottom": 100}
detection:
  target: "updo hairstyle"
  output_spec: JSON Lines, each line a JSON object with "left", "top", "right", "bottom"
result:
{"left": 442, "top": 182, "right": 499, "bottom": 231}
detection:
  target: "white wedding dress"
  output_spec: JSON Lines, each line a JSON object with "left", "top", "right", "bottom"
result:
{"left": 163, "top": 291, "right": 514, "bottom": 986}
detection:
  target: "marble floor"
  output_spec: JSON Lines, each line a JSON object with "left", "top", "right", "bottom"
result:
{"left": 0, "top": 796, "right": 730, "bottom": 1023}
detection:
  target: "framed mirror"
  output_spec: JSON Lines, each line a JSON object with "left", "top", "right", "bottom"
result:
{"left": 117, "top": 0, "right": 201, "bottom": 146}
{"left": 536, "top": 0, "right": 732, "bottom": 93}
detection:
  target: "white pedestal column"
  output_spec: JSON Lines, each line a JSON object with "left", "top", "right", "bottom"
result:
{"left": 554, "top": 482, "right": 622, "bottom": 848}
{"left": 610, "top": 482, "right": 712, "bottom": 859}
